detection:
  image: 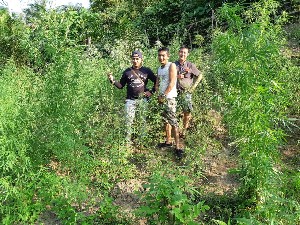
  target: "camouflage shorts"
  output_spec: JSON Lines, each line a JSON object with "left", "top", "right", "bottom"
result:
{"left": 177, "top": 92, "right": 193, "bottom": 112}
{"left": 162, "top": 97, "right": 178, "bottom": 127}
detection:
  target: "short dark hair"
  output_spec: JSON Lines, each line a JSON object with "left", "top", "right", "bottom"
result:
{"left": 158, "top": 47, "right": 170, "bottom": 53}
{"left": 179, "top": 45, "right": 189, "bottom": 52}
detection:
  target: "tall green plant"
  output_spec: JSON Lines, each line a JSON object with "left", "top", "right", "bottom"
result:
{"left": 212, "top": 0, "right": 299, "bottom": 223}
{"left": 135, "top": 171, "right": 209, "bottom": 224}
{"left": 0, "top": 5, "right": 139, "bottom": 223}
{"left": 0, "top": 61, "right": 48, "bottom": 223}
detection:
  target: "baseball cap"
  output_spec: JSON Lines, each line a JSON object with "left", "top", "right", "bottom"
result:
{"left": 131, "top": 50, "right": 143, "bottom": 59}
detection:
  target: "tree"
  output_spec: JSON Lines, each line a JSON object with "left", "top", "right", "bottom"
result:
{"left": 23, "top": 0, "right": 47, "bottom": 23}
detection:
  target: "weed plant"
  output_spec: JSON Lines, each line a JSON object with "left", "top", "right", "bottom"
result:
{"left": 135, "top": 171, "right": 210, "bottom": 225}
{"left": 1, "top": 1, "right": 298, "bottom": 224}
{"left": 211, "top": 0, "right": 300, "bottom": 223}
{"left": 0, "top": 9, "right": 141, "bottom": 224}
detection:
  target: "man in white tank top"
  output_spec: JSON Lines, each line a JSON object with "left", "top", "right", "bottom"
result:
{"left": 156, "top": 47, "right": 184, "bottom": 159}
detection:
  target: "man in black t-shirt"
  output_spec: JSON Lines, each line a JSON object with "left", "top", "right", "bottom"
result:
{"left": 108, "top": 50, "right": 157, "bottom": 145}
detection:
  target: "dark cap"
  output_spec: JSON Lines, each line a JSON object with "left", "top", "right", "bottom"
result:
{"left": 131, "top": 50, "right": 143, "bottom": 59}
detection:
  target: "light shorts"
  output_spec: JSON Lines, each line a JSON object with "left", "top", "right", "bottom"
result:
{"left": 124, "top": 98, "right": 147, "bottom": 141}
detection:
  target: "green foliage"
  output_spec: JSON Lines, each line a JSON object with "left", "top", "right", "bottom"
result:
{"left": 92, "top": 194, "right": 132, "bottom": 224}
{"left": 0, "top": 0, "right": 299, "bottom": 224}
{"left": 91, "top": 0, "right": 253, "bottom": 47}
{"left": 0, "top": 9, "right": 33, "bottom": 66}
{"left": 211, "top": 0, "right": 300, "bottom": 223}
{"left": 135, "top": 172, "right": 210, "bottom": 224}
{"left": 291, "top": 172, "right": 300, "bottom": 201}
{"left": 0, "top": 8, "right": 136, "bottom": 222}
{"left": 212, "top": 219, "right": 231, "bottom": 225}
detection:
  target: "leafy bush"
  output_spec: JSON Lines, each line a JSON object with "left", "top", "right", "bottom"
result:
{"left": 136, "top": 172, "right": 210, "bottom": 224}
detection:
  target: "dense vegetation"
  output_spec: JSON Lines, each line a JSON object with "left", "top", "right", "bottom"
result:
{"left": 0, "top": 0, "right": 299, "bottom": 224}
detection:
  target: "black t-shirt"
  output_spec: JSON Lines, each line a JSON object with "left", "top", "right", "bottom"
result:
{"left": 119, "top": 66, "right": 156, "bottom": 100}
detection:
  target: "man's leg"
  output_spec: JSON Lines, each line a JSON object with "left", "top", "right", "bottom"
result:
{"left": 165, "top": 98, "right": 178, "bottom": 146}
{"left": 183, "top": 112, "right": 192, "bottom": 133}
{"left": 157, "top": 98, "right": 176, "bottom": 148}
{"left": 181, "top": 93, "right": 193, "bottom": 137}
{"left": 136, "top": 98, "right": 148, "bottom": 143}
{"left": 165, "top": 123, "right": 172, "bottom": 144}
{"left": 157, "top": 123, "right": 172, "bottom": 148}
{"left": 125, "top": 99, "right": 136, "bottom": 143}
{"left": 166, "top": 98, "right": 184, "bottom": 159}
{"left": 172, "top": 125, "right": 180, "bottom": 150}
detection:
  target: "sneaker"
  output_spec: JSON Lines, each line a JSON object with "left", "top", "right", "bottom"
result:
{"left": 175, "top": 149, "right": 184, "bottom": 159}
{"left": 157, "top": 141, "right": 172, "bottom": 148}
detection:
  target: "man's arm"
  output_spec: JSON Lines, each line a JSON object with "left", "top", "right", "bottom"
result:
{"left": 107, "top": 72, "right": 124, "bottom": 89}
{"left": 188, "top": 63, "right": 202, "bottom": 93}
{"left": 189, "top": 71, "right": 203, "bottom": 93}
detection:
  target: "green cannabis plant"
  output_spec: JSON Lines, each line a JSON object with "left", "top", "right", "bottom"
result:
{"left": 211, "top": 0, "right": 300, "bottom": 223}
